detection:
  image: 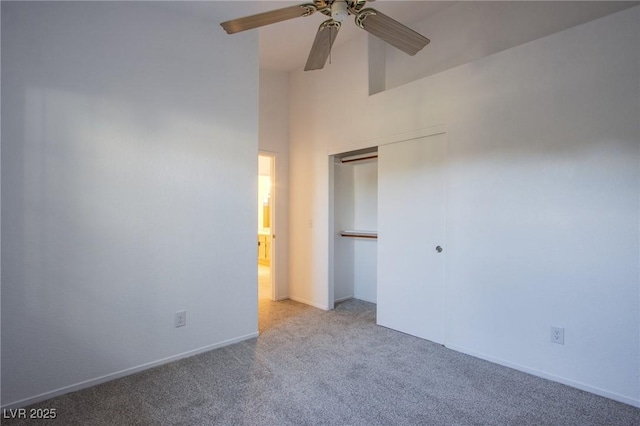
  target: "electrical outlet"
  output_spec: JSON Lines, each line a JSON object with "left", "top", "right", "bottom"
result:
{"left": 175, "top": 310, "right": 186, "bottom": 328}
{"left": 551, "top": 326, "right": 564, "bottom": 345}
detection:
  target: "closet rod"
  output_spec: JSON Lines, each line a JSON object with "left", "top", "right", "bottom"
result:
{"left": 340, "top": 231, "right": 378, "bottom": 239}
{"left": 341, "top": 154, "right": 378, "bottom": 164}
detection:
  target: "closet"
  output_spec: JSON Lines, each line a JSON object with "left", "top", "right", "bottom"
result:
{"left": 331, "top": 131, "right": 447, "bottom": 344}
{"left": 333, "top": 148, "right": 378, "bottom": 304}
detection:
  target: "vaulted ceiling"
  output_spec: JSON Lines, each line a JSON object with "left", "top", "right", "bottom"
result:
{"left": 257, "top": 1, "right": 637, "bottom": 71}
{"left": 165, "top": 1, "right": 637, "bottom": 73}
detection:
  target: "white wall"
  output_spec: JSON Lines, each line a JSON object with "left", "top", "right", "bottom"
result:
{"left": 353, "top": 161, "right": 378, "bottom": 231}
{"left": 289, "top": 7, "right": 639, "bottom": 406}
{"left": 1, "top": 2, "right": 259, "bottom": 407}
{"left": 289, "top": 12, "right": 380, "bottom": 309}
{"left": 259, "top": 69, "right": 290, "bottom": 300}
{"left": 333, "top": 163, "right": 355, "bottom": 302}
{"left": 382, "top": 1, "right": 637, "bottom": 92}
{"left": 352, "top": 161, "right": 377, "bottom": 303}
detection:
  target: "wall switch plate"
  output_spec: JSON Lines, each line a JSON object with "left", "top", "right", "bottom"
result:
{"left": 551, "top": 326, "right": 564, "bottom": 344}
{"left": 175, "top": 310, "right": 186, "bottom": 328}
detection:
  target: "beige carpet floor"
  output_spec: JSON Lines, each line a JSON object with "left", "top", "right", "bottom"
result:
{"left": 4, "top": 296, "right": 639, "bottom": 425}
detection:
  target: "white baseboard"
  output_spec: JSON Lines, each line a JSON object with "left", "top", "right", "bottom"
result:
{"left": 446, "top": 343, "right": 640, "bottom": 408}
{"left": 353, "top": 295, "right": 376, "bottom": 304}
{"left": 334, "top": 296, "right": 354, "bottom": 303}
{"left": 2, "top": 332, "right": 259, "bottom": 410}
{"left": 288, "top": 295, "right": 329, "bottom": 311}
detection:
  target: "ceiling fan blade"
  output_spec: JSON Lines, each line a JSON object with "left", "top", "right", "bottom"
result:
{"left": 304, "top": 20, "right": 341, "bottom": 71}
{"left": 356, "top": 9, "right": 430, "bottom": 56}
{"left": 221, "top": 4, "right": 316, "bottom": 34}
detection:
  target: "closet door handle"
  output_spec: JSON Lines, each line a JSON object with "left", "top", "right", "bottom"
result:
{"left": 436, "top": 246, "right": 443, "bottom": 253}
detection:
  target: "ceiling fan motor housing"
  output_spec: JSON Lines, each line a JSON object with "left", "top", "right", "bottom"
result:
{"left": 331, "top": 1, "right": 349, "bottom": 22}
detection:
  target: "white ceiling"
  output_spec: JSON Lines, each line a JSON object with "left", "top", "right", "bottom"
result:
{"left": 257, "top": 1, "right": 456, "bottom": 70}
{"left": 163, "top": 1, "right": 637, "bottom": 73}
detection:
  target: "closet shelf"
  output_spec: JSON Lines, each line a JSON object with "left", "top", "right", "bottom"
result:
{"left": 340, "top": 230, "right": 378, "bottom": 239}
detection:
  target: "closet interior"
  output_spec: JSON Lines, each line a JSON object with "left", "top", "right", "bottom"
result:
{"left": 333, "top": 147, "right": 378, "bottom": 305}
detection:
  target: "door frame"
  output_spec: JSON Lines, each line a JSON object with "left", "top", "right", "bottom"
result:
{"left": 259, "top": 151, "right": 277, "bottom": 301}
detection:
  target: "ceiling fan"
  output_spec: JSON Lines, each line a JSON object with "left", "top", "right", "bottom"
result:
{"left": 221, "top": 0, "right": 430, "bottom": 71}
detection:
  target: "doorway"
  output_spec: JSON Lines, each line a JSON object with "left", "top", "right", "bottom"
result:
{"left": 330, "top": 148, "right": 379, "bottom": 310}
{"left": 258, "top": 154, "right": 276, "bottom": 301}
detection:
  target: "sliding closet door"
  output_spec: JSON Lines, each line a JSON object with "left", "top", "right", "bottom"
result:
{"left": 377, "top": 134, "right": 446, "bottom": 344}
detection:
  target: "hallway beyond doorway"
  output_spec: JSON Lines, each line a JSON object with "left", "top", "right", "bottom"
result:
{"left": 259, "top": 264, "right": 271, "bottom": 300}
